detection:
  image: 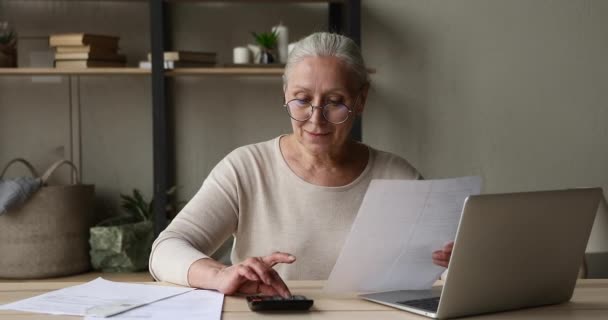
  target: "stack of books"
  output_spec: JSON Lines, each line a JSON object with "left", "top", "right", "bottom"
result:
{"left": 139, "top": 51, "right": 217, "bottom": 69}
{"left": 49, "top": 33, "right": 126, "bottom": 68}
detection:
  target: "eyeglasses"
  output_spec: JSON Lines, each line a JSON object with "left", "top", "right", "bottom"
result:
{"left": 283, "top": 99, "right": 353, "bottom": 124}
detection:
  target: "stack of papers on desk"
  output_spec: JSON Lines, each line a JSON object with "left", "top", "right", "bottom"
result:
{"left": 87, "top": 289, "right": 224, "bottom": 320}
{"left": 0, "top": 277, "right": 224, "bottom": 320}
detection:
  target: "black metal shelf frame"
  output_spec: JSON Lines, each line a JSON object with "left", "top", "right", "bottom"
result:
{"left": 149, "top": 0, "right": 362, "bottom": 236}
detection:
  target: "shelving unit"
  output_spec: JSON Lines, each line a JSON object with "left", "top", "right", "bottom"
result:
{"left": 0, "top": 67, "right": 374, "bottom": 77}
{"left": 166, "top": 67, "right": 285, "bottom": 76}
{"left": 0, "top": 68, "right": 150, "bottom": 75}
{"left": 0, "top": 67, "right": 283, "bottom": 76}
{"left": 149, "top": 0, "right": 362, "bottom": 236}
{"left": 0, "top": 0, "right": 363, "bottom": 236}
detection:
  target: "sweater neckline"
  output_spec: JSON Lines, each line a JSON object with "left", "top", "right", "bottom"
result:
{"left": 274, "top": 135, "right": 374, "bottom": 192}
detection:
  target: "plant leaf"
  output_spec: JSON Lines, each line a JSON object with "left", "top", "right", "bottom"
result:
{"left": 251, "top": 30, "right": 278, "bottom": 49}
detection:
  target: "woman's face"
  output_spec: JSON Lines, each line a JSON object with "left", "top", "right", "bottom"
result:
{"left": 284, "top": 56, "right": 366, "bottom": 155}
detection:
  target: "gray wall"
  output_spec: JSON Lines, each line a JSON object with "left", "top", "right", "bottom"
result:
{"left": 1, "top": 1, "right": 607, "bottom": 253}
{"left": 362, "top": 0, "right": 608, "bottom": 253}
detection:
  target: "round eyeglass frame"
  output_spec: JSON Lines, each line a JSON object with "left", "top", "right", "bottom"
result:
{"left": 283, "top": 99, "right": 353, "bottom": 124}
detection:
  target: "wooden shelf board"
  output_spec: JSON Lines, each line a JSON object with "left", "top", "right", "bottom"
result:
{"left": 0, "top": 68, "right": 150, "bottom": 76}
{"left": 166, "top": 67, "right": 285, "bottom": 76}
{"left": 166, "top": 0, "right": 344, "bottom": 3}
{"left": 0, "top": 67, "right": 376, "bottom": 77}
{"left": 19, "top": 0, "right": 342, "bottom": 3}
{"left": 167, "top": 67, "right": 376, "bottom": 76}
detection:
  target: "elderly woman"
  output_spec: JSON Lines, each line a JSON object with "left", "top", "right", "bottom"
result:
{"left": 149, "top": 32, "right": 452, "bottom": 297}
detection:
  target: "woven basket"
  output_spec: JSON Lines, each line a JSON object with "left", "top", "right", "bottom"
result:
{"left": 0, "top": 159, "right": 94, "bottom": 279}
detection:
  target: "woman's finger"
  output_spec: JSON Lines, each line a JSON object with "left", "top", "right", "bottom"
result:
{"left": 238, "top": 280, "right": 261, "bottom": 295}
{"left": 260, "top": 252, "right": 296, "bottom": 267}
{"left": 245, "top": 259, "right": 291, "bottom": 298}
{"left": 243, "top": 258, "right": 275, "bottom": 285}
{"left": 237, "top": 281, "right": 281, "bottom": 296}
{"left": 215, "top": 265, "right": 251, "bottom": 295}
{"left": 432, "top": 250, "right": 446, "bottom": 260}
{"left": 268, "top": 268, "right": 292, "bottom": 298}
{"left": 443, "top": 241, "right": 455, "bottom": 253}
{"left": 236, "top": 265, "right": 260, "bottom": 282}
{"left": 432, "top": 248, "right": 451, "bottom": 268}
{"left": 258, "top": 283, "right": 280, "bottom": 296}
{"left": 433, "top": 258, "right": 449, "bottom": 268}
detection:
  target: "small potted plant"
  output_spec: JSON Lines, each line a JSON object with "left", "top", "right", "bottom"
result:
{"left": 0, "top": 21, "right": 17, "bottom": 67}
{"left": 252, "top": 30, "right": 278, "bottom": 64}
{"left": 89, "top": 189, "right": 156, "bottom": 272}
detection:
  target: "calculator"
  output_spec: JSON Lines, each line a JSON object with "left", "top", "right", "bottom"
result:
{"left": 246, "top": 295, "right": 314, "bottom": 311}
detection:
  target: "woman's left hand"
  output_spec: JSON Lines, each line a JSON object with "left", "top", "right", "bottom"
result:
{"left": 432, "top": 241, "right": 454, "bottom": 268}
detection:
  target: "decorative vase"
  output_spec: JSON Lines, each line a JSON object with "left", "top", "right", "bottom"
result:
{"left": 259, "top": 49, "right": 275, "bottom": 64}
{"left": 89, "top": 216, "right": 154, "bottom": 272}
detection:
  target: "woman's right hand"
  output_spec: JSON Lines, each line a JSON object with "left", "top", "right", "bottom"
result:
{"left": 188, "top": 252, "right": 296, "bottom": 298}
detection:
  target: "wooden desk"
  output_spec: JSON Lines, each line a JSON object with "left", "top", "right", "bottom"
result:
{"left": 1, "top": 279, "right": 607, "bottom": 319}
{"left": 0, "top": 272, "right": 153, "bottom": 283}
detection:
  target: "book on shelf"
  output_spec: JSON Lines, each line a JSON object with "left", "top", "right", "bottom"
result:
{"left": 55, "top": 52, "right": 126, "bottom": 62}
{"left": 138, "top": 60, "right": 216, "bottom": 69}
{"left": 55, "top": 60, "right": 126, "bottom": 68}
{"left": 49, "top": 33, "right": 119, "bottom": 49}
{"left": 55, "top": 45, "right": 118, "bottom": 54}
{"left": 146, "top": 51, "right": 217, "bottom": 63}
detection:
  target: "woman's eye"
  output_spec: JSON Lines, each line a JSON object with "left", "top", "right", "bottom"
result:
{"left": 290, "top": 99, "right": 309, "bottom": 107}
{"left": 326, "top": 96, "right": 345, "bottom": 104}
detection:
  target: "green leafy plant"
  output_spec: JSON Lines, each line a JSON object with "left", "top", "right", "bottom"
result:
{"left": 0, "top": 22, "right": 16, "bottom": 45}
{"left": 118, "top": 187, "right": 183, "bottom": 223}
{"left": 120, "top": 189, "right": 153, "bottom": 222}
{"left": 95, "top": 187, "right": 184, "bottom": 228}
{"left": 91, "top": 189, "right": 156, "bottom": 272}
{"left": 251, "top": 30, "right": 279, "bottom": 50}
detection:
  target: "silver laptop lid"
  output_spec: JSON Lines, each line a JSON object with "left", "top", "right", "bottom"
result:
{"left": 437, "top": 188, "right": 602, "bottom": 319}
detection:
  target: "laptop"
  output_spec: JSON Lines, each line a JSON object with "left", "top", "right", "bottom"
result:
{"left": 359, "top": 188, "right": 603, "bottom": 319}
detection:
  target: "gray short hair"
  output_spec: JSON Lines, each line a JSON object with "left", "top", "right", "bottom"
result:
{"left": 283, "top": 32, "right": 370, "bottom": 91}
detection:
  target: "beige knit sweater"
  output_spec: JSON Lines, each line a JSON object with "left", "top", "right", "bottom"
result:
{"left": 149, "top": 136, "right": 420, "bottom": 286}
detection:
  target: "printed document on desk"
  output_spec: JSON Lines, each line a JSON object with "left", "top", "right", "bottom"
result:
{"left": 85, "top": 289, "right": 224, "bottom": 320}
{"left": 0, "top": 277, "right": 194, "bottom": 317}
{"left": 325, "top": 176, "right": 482, "bottom": 293}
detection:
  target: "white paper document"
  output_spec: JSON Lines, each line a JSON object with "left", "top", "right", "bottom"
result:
{"left": 85, "top": 289, "right": 224, "bottom": 320}
{"left": 0, "top": 277, "right": 194, "bottom": 317}
{"left": 325, "top": 176, "right": 482, "bottom": 293}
